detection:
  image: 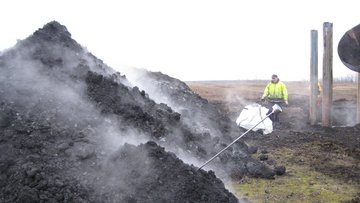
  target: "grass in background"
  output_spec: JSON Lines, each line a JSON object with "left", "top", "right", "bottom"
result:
{"left": 231, "top": 147, "right": 358, "bottom": 203}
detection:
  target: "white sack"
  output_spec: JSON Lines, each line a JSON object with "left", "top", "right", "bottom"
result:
{"left": 236, "top": 103, "right": 273, "bottom": 134}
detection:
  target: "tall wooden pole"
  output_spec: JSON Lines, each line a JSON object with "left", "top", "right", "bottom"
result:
{"left": 357, "top": 72, "right": 360, "bottom": 123}
{"left": 310, "top": 30, "right": 318, "bottom": 125}
{"left": 322, "top": 22, "right": 333, "bottom": 127}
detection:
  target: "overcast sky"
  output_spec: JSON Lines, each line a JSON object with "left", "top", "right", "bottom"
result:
{"left": 1, "top": 0, "right": 360, "bottom": 81}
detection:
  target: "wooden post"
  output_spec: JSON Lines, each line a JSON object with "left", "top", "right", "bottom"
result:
{"left": 322, "top": 22, "right": 333, "bottom": 127}
{"left": 357, "top": 72, "right": 360, "bottom": 123}
{"left": 310, "top": 30, "right": 318, "bottom": 125}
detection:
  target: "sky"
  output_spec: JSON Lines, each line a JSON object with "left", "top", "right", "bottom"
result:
{"left": 1, "top": 0, "right": 360, "bottom": 81}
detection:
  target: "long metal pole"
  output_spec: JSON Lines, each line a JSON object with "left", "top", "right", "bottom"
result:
{"left": 198, "top": 111, "right": 274, "bottom": 170}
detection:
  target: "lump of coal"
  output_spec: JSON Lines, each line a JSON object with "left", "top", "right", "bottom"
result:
{"left": 247, "top": 145, "right": 258, "bottom": 154}
{"left": 275, "top": 166, "right": 286, "bottom": 176}
{"left": 258, "top": 154, "right": 269, "bottom": 161}
{"left": 261, "top": 149, "right": 269, "bottom": 154}
{"left": 246, "top": 161, "right": 275, "bottom": 179}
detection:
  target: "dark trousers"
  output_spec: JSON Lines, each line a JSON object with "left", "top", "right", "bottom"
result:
{"left": 265, "top": 100, "right": 284, "bottom": 126}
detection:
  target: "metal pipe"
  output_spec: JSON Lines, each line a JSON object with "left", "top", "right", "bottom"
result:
{"left": 198, "top": 104, "right": 282, "bottom": 170}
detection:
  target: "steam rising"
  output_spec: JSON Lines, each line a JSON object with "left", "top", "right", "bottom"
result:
{"left": 121, "top": 67, "right": 236, "bottom": 138}
{"left": 0, "top": 34, "right": 137, "bottom": 152}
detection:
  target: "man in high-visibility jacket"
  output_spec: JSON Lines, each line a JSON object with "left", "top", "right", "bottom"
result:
{"left": 261, "top": 74, "right": 288, "bottom": 128}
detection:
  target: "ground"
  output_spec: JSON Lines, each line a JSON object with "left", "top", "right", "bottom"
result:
{"left": 188, "top": 81, "right": 360, "bottom": 203}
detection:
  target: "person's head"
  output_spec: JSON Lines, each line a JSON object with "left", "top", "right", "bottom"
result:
{"left": 271, "top": 74, "right": 279, "bottom": 83}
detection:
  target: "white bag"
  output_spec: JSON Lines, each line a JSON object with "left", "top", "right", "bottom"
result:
{"left": 236, "top": 103, "right": 273, "bottom": 134}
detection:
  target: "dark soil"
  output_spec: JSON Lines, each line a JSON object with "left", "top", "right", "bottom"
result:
{"left": 210, "top": 91, "right": 360, "bottom": 202}
{"left": 246, "top": 124, "right": 360, "bottom": 182}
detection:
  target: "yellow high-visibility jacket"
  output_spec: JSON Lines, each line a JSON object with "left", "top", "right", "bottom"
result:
{"left": 262, "top": 81, "right": 288, "bottom": 101}
{"left": 317, "top": 82, "right": 322, "bottom": 95}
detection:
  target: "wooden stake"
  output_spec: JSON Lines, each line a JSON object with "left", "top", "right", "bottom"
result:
{"left": 322, "top": 22, "right": 333, "bottom": 127}
{"left": 309, "top": 30, "right": 318, "bottom": 125}
{"left": 310, "top": 30, "right": 318, "bottom": 125}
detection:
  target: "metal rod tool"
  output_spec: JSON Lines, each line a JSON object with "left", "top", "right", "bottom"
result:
{"left": 198, "top": 104, "right": 282, "bottom": 170}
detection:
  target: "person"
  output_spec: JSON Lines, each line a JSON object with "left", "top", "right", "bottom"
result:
{"left": 316, "top": 81, "right": 322, "bottom": 107}
{"left": 261, "top": 74, "right": 288, "bottom": 128}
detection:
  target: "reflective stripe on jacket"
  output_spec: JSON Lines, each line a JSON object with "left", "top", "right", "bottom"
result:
{"left": 262, "top": 81, "right": 288, "bottom": 101}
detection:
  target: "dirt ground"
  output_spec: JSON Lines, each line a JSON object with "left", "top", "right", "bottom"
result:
{"left": 188, "top": 81, "right": 360, "bottom": 203}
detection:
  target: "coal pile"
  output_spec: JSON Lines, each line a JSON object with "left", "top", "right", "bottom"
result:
{"left": 0, "top": 21, "right": 278, "bottom": 202}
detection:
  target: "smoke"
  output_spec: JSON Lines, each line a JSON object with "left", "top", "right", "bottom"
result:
{"left": 332, "top": 99, "right": 357, "bottom": 126}
{"left": 0, "top": 35, "right": 156, "bottom": 197}
{"left": 122, "top": 67, "right": 226, "bottom": 136}
{"left": 224, "top": 87, "right": 254, "bottom": 121}
{"left": 114, "top": 69, "right": 206, "bottom": 166}
{"left": 101, "top": 119, "right": 150, "bottom": 151}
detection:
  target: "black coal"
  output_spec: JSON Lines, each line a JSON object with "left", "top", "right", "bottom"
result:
{"left": 0, "top": 21, "right": 280, "bottom": 202}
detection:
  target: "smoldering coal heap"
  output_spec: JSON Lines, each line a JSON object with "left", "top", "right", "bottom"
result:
{"left": 0, "top": 21, "right": 281, "bottom": 203}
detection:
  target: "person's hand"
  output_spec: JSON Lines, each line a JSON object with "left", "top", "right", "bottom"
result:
{"left": 284, "top": 100, "right": 288, "bottom": 105}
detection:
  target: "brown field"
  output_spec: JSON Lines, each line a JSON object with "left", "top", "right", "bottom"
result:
{"left": 188, "top": 80, "right": 357, "bottom": 101}
{"left": 188, "top": 81, "right": 356, "bottom": 115}
{"left": 188, "top": 81, "right": 359, "bottom": 203}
